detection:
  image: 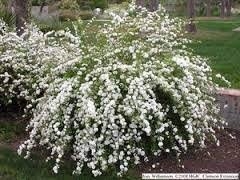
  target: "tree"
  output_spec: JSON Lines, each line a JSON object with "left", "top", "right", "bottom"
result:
{"left": 187, "top": 0, "right": 197, "bottom": 33}
{"left": 226, "top": 0, "right": 232, "bottom": 16}
{"left": 220, "top": 0, "right": 226, "bottom": 17}
{"left": 206, "top": 0, "right": 211, "bottom": 16}
{"left": 15, "top": 0, "right": 31, "bottom": 36}
{"left": 149, "top": 0, "right": 159, "bottom": 12}
{"left": 220, "top": 0, "right": 232, "bottom": 17}
{"left": 40, "top": 0, "right": 46, "bottom": 13}
{"left": 136, "top": 0, "right": 145, "bottom": 7}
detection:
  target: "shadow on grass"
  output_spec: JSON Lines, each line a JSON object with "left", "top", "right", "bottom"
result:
{"left": 0, "top": 146, "right": 138, "bottom": 180}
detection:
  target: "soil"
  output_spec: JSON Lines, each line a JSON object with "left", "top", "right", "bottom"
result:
{"left": 0, "top": 112, "right": 28, "bottom": 150}
{"left": 137, "top": 128, "right": 240, "bottom": 174}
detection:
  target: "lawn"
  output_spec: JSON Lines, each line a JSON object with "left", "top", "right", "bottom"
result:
{"left": 0, "top": 142, "right": 137, "bottom": 180}
{"left": 188, "top": 17, "right": 240, "bottom": 88}
{"left": 0, "top": 146, "right": 131, "bottom": 180}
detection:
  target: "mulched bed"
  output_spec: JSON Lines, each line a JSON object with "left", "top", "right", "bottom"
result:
{"left": 137, "top": 128, "right": 240, "bottom": 174}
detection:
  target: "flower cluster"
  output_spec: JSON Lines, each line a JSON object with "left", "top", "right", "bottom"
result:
{"left": 18, "top": 2, "right": 228, "bottom": 177}
{"left": 0, "top": 21, "right": 81, "bottom": 112}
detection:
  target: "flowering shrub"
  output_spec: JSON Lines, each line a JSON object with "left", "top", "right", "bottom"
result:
{"left": 231, "top": 7, "right": 240, "bottom": 15}
{"left": 0, "top": 20, "right": 81, "bottom": 112}
{"left": 18, "top": 2, "right": 228, "bottom": 177}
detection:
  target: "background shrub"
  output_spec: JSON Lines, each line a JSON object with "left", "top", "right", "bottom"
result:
{"left": 78, "top": 10, "right": 93, "bottom": 20}
{"left": 59, "top": 0, "right": 80, "bottom": 10}
{"left": 59, "top": 9, "right": 80, "bottom": 21}
{"left": 90, "top": 0, "right": 108, "bottom": 9}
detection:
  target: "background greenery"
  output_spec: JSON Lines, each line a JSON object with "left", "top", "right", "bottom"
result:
{"left": 188, "top": 17, "right": 240, "bottom": 88}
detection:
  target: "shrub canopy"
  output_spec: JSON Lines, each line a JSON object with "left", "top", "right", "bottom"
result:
{"left": 0, "top": 1, "right": 230, "bottom": 177}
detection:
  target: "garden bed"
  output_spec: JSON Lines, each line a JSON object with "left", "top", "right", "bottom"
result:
{"left": 137, "top": 128, "right": 240, "bottom": 174}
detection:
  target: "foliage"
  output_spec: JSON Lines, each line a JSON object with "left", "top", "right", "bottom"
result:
{"left": 32, "top": 0, "right": 43, "bottom": 6}
{"left": 78, "top": 10, "right": 93, "bottom": 20}
{"left": 35, "top": 19, "right": 68, "bottom": 33}
{"left": 0, "top": 0, "right": 8, "bottom": 8}
{"left": 77, "top": 0, "right": 108, "bottom": 10}
{"left": 31, "top": 0, "right": 56, "bottom": 6}
{"left": 0, "top": 0, "right": 15, "bottom": 27}
{"left": 16, "top": 1, "right": 229, "bottom": 177}
{"left": 90, "top": 0, "right": 108, "bottom": 9}
{"left": 59, "top": 9, "right": 81, "bottom": 21}
{"left": 59, "top": 0, "right": 80, "bottom": 10}
{"left": 0, "top": 9, "right": 15, "bottom": 27}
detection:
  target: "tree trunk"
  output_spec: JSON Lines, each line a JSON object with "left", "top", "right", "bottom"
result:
{"left": 220, "top": 0, "right": 226, "bottom": 18}
{"left": 187, "top": 0, "right": 197, "bottom": 33}
{"left": 188, "top": 0, "right": 195, "bottom": 19}
{"left": 206, "top": 0, "right": 211, "bottom": 17}
{"left": 15, "top": 0, "right": 31, "bottom": 36}
{"left": 136, "top": 0, "right": 159, "bottom": 11}
{"left": 136, "top": 0, "right": 145, "bottom": 8}
{"left": 149, "top": 0, "right": 159, "bottom": 12}
{"left": 40, "top": 0, "right": 46, "bottom": 13}
{"left": 226, "top": 0, "right": 232, "bottom": 16}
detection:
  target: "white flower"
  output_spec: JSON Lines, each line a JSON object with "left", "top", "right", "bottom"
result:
{"left": 216, "top": 74, "right": 221, "bottom": 78}
{"left": 53, "top": 165, "right": 58, "bottom": 174}
{"left": 129, "top": 46, "right": 135, "bottom": 53}
{"left": 143, "top": 53, "right": 149, "bottom": 58}
{"left": 158, "top": 142, "right": 163, "bottom": 147}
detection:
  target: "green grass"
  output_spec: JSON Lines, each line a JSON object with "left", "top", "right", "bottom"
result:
{"left": 188, "top": 17, "right": 240, "bottom": 88}
{"left": 0, "top": 146, "right": 138, "bottom": 180}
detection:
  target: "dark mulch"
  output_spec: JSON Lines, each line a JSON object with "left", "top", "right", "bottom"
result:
{"left": 137, "top": 128, "right": 240, "bottom": 174}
